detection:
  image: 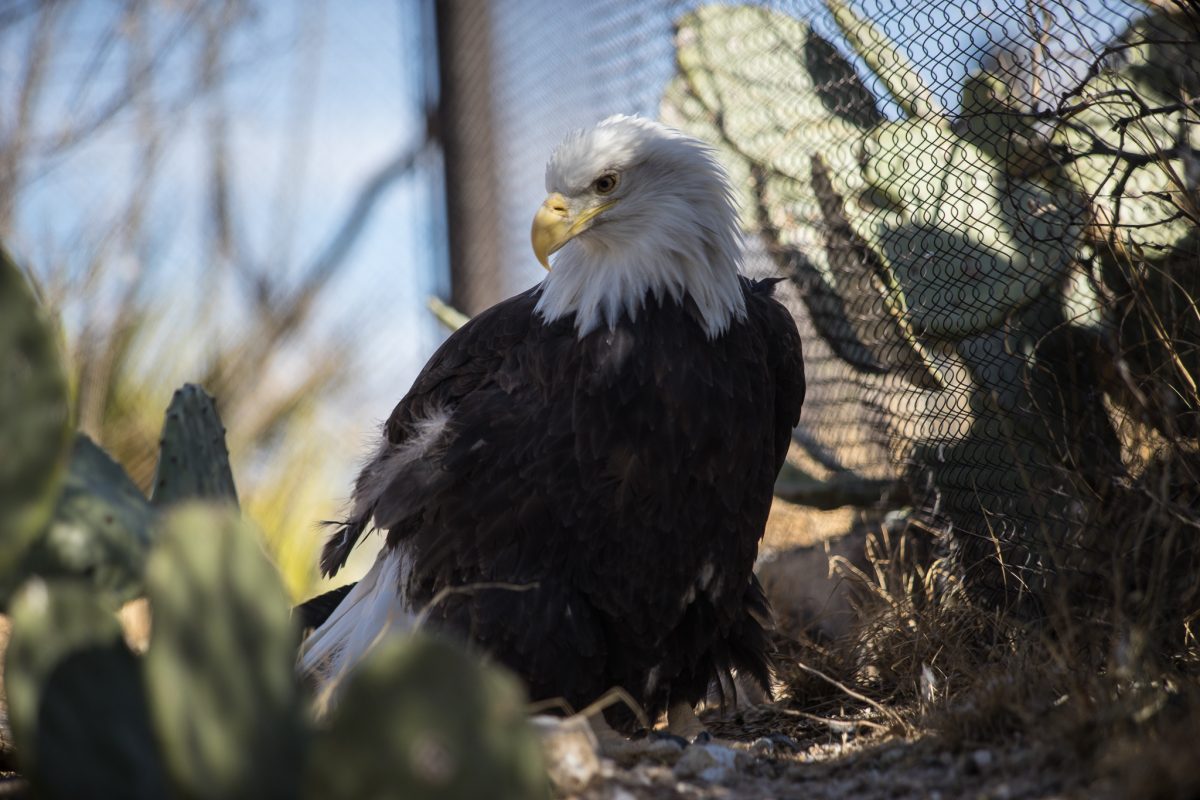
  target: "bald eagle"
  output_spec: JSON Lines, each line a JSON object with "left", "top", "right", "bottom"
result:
{"left": 300, "top": 115, "right": 805, "bottom": 735}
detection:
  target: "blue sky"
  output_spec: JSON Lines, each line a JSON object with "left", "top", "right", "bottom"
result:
{"left": 2, "top": 1, "right": 445, "bottom": 431}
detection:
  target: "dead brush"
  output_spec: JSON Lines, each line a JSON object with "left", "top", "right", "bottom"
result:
{"left": 826, "top": 522, "right": 1069, "bottom": 744}
{"left": 789, "top": 486, "right": 1191, "bottom": 729}
{"left": 795, "top": 436, "right": 1200, "bottom": 789}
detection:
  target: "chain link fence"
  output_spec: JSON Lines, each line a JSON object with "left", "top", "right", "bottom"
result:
{"left": 441, "top": 0, "right": 1200, "bottom": 619}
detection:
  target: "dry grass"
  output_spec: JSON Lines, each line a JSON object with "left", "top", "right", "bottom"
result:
{"left": 761, "top": 441, "right": 1200, "bottom": 797}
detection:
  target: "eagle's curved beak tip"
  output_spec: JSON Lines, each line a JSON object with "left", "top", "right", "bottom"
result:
{"left": 531, "top": 193, "right": 571, "bottom": 271}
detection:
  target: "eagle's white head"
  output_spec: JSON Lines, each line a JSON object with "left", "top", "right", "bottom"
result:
{"left": 531, "top": 115, "right": 746, "bottom": 339}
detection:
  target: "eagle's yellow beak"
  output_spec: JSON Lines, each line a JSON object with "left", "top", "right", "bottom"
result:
{"left": 531, "top": 193, "right": 615, "bottom": 270}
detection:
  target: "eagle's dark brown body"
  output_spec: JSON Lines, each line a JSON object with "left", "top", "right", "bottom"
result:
{"left": 313, "top": 277, "right": 804, "bottom": 723}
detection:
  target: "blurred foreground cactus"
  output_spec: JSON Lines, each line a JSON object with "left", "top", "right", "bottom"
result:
{"left": 28, "top": 436, "right": 157, "bottom": 603}
{"left": 0, "top": 248, "right": 71, "bottom": 601}
{"left": 0, "top": 254, "right": 548, "bottom": 799}
{"left": 5, "top": 506, "right": 548, "bottom": 800}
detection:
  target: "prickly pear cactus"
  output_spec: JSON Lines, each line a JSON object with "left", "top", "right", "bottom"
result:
{"left": 1053, "top": 9, "right": 1200, "bottom": 259}
{"left": 661, "top": 4, "right": 947, "bottom": 384}
{"left": 4, "top": 580, "right": 123, "bottom": 770}
{"left": 661, "top": 4, "right": 876, "bottom": 271}
{"left": 0, "top": 247, "right": 71, "bottom": 600}
{"left": 143, "top": 503, "right": 303, "bottom": 800}
{"left": 150, "top": 384, "right": 239, "bottom": 508}
{"left": 26, "top": 434, "right": 156, "bottom": 602}
{"left": 857, "top": 118, "right": 1083, "bottom": 338}
{"left": 824, "top": 0, "right": 941, "bottom": 119}
{"left": 957, "top": 65, "right": 1045, "bottom": 175}
{"left": 306, "top": 635, "right": 549, "bottom": 800}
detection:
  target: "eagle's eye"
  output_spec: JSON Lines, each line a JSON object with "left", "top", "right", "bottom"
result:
{"left": 593, "top": 173, "right": 619, "bottom": 195}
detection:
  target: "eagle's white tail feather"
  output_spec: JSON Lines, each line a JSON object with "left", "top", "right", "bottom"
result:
{"left": 299, "top": 547, "right": 414, "bottom": 688}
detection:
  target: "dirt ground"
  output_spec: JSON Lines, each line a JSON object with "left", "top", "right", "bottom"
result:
{"left": 571, "top": 721, "right": 1082, "bottom": 800}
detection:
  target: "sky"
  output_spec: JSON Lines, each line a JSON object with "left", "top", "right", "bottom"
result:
{"left": 1, "top": 0, "right": 445, "bottom": 431}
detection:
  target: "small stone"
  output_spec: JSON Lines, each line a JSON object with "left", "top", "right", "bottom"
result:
{"left": 647, "top": 730, "right": 690, "bottom": 749}
{"left": 673, "top": 742, "right": 739, "bottom": 783}
{"left": 750, "top": 733, "right": 800, "bottom": 756}
{"left": 972, "top": 749, "right": 994, "bottom": 770}
{"left": 640, "top": 764, "right": 675, "bottom": 784}
{"left": 642, "top": 737, "right": 685, "bottom": 763}
{"left": 529, "top": 715, "right": 601, "bottom": 793}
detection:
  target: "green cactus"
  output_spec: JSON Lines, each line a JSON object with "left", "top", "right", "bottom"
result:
{"left": 857, "top": 118, "right": 1083, "bottom": 337}
{"left": 662, "top": 4, "right": 875, "bottom": 266}
{"left": 662, "top": 5, "right": 944, "bottom": 384}
{"left": 910, "top": 292, "right": 1120, "bottom": 611}
{"left": 25, "top": 434, "right": 156, "bottom": 603}
{"left": 306, "top": 635, "right": 549, "bottom": 800}
{"left": 150, "top": 384, "right": 239, "bottom": 508}
{"left": 807, "top": 154, "right": 945, "bottom": 389}
{"left": 0, "top": 246, "right": 71, "bottom": 601}
{"left": 143, "top": 503, "right": 303, "bottom": 799}
{"left": 4, "top": 580, "right": 124, "bottom": 771}
{"left": 824, "top": 0, "right": 941, "bottom": 119}
{"left": 1051, "top": 8, "right": 1200, "bottom": 437}
{"left": 1053, "top": 9, "right": 1199, "bottom": 259}
{"left": 957, "top": 66, "right": 1050, "bottom": 177}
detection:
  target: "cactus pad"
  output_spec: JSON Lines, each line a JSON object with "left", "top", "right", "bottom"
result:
{"left": 306, "top": 634, "right": 548, "bottom": 800}
{"left": 1053, "top": 10, "right": 1199, "bottom": 259}
{"left": 150, "top": 384, "right": 239, "bottom": 508}
{"left": 30, "top": 434, "right": 156, "bottom": 602}
{"left": 824, "top": 0, "right": 941, "bottom": 119}
{"left": 143, "top": 503, "right": 302, "bottom": 799}
{"left": 661, "top": 4, "right": 875, "bottom": 270}
{"left": 0, "top": 247, "right": 71, "bottom": 601}
{"left": 858, "top": 118, "right": 1082, "bottom": 337}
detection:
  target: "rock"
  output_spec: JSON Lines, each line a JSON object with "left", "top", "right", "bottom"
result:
{"left": 972, "top": 748, "right": 994, "bottom": 770}
{"left": 630, "top": 763, "right": 675, "bottom": 786}
{"left": 641, "top": 736, "right": 685, "bottom": 763}
{"left": 756, "top": 528, "right": 868, "bottom": 641}
{"left": 529, "top": 715, "right": 602, "bottom": 793}
{"left": 750, "top": 734, "right": 800, "bottom": 756}
{"left": 673, "top": 742, "right": 739, "bottom": 783}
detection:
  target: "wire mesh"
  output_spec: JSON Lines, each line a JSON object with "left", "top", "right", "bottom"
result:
{"left": 442, "top": 0, "right": 1200, "bottom": 616}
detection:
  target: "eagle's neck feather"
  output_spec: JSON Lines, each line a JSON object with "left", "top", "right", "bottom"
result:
{"left": 534, "top": 216, "right": 746, "bottom": 340}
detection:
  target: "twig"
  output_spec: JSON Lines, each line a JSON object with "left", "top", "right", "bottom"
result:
{"left": 775, "top": 467, "right": 906, "bottom": 510}
{"left": 414, "top": 580, "right": 540, "bottom": 631}
{"left": 427, "top": 296, "right": 470, "bottom": 332}
{"left": 792, "top": 661, "right": 911, "bottom": 732}
{"left": 777, "top": 707, "right": 890, "bottom": 733}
